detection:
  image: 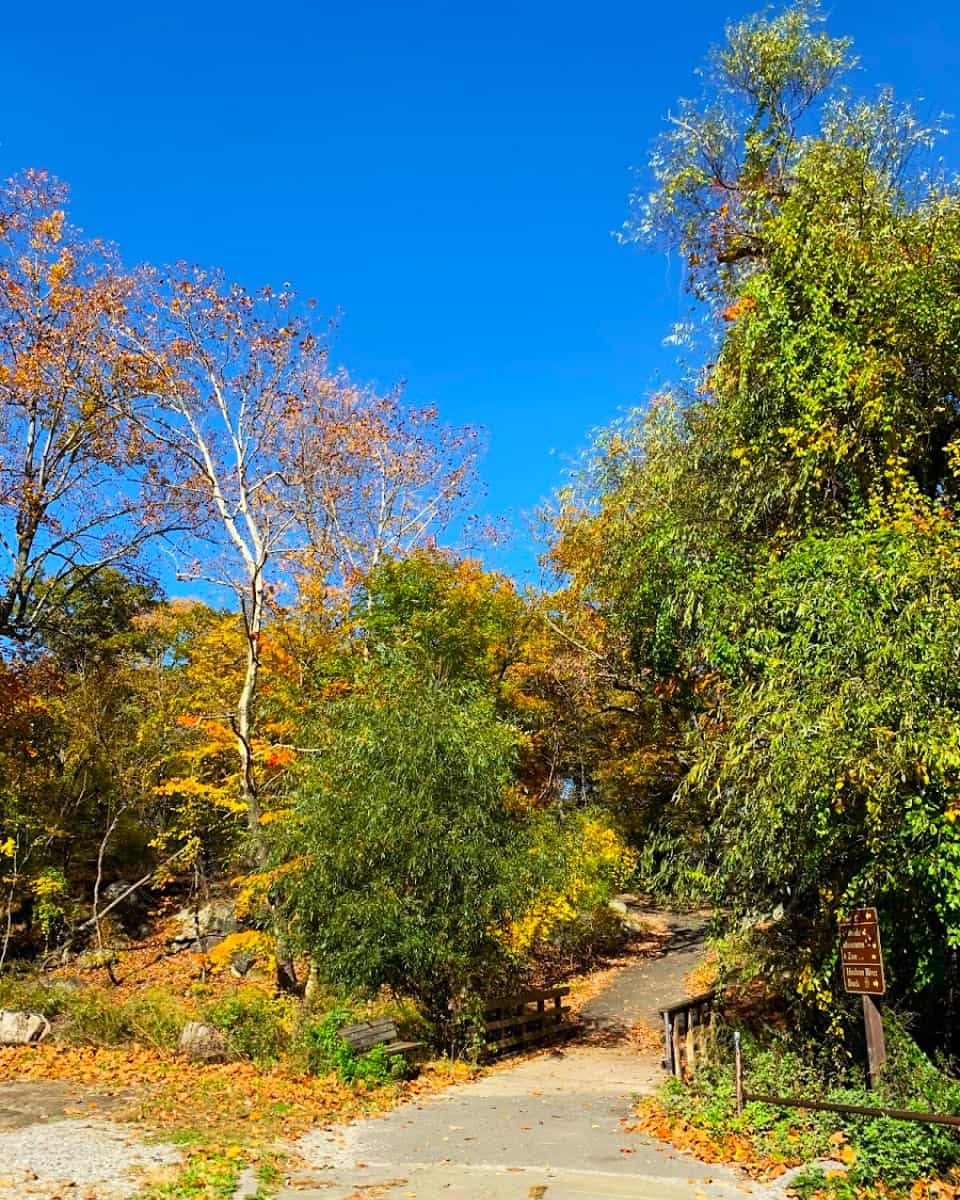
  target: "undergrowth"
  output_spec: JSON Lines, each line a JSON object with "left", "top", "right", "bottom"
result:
{"left": 0, "top": 971, "right": 425, "bottom": 1085}
{"left": 640, "top": 1020, "right": 960, "bottom": 1198}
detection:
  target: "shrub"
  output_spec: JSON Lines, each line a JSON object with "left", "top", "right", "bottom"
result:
{"left": 0, "top": 975, "right": 186, "bottom": 1049}
{"left": 299, "top": 1007, "right": 407, "bottom": 1086}
{"left": 652, "top": 1021, "right": 960, "bottom": 1197}
{"left": 282, "top": 665, "right": 542, "bottom": 1026}
{"left": 201, "top": 989, "right": 292, "bottom": 1065}
{"left": 503, "top": 811, "right": 636, "bottom": 965}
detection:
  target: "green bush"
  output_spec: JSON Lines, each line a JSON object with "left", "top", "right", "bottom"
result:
{"left": 0, "top": 975, "right": 186, "bottom": 1049}
{"left": 299, "top": 1007, "right": 407, "bottom": 1086}
{"left": 201, "top": 990, "right": 292, "bottom": 1065}
{"left": 655, "top": 1022, "right": 960, "bottom": 1197}
{"left": 281, "top": 665, "right": 547, "bottom": 1027}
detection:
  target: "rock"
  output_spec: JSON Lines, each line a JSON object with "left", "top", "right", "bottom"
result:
{"left": 608, "top": 894, "right": 649, "bottom": 933}
{"left": 764, "top": 1159, "right": 848, "bottom": 1198}
{"left": 99, "top": 879, "right": 154, "bottom": 938}
{"left": 177, "top": 1020, "right": 232, "bottom": 1063}
{"left": 169, "top": 899, "right": 238, "bottom": 952}
{"left": 229, "top": 950, "right": 256, "bottom": 978}
{"left": 0, "top": 1010, "right": 50, "bottom": 1045}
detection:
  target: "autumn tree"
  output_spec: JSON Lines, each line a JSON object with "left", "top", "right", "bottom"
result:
{"left": 0, "top": 172, "right": 160, "bottom": 645}
{"left": 128, "top": 267, "right": 319, "bottom": 869}
{"left": 291, "top": 375, "right": 480, "bottom": 606}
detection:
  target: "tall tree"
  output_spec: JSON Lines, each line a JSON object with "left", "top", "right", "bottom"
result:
{"left": 130, "top": 266, "right": 315, "bottom": 870}
{"left": 556, "top": 1, "right": 960, "bottom": 1029}
{"left": 0, "top": 172, "right": 159, "bottom": 644}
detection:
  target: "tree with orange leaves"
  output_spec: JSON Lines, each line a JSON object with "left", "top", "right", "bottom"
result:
{"left": 291, "top": 375, "right": 480, "bottom": 603}
{"left": 0, "top": 171, "right": 162, "bottom": 644}
{"left": 124, "top": 266, "right": 478, "bottom": 987}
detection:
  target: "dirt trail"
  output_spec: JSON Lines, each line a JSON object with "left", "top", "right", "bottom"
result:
{"left": 282, "top": 910, "right": 756, "bottom": 1200}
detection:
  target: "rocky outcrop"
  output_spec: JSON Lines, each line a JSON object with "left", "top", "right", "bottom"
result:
{"left": 168, "top": 899, "right": 238, "bottom": 952}
{"left": 0, "top": 1010, "right": 51, "bottom": 1045}
{"left": 99, "top": 879, "right": 154, "bottom": 939}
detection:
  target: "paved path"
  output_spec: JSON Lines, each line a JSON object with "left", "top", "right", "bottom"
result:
{"left": 583, "top": 907, "right": 709, "bottom": 1036}
{"left": 282, "top": 912, "right": 758, "bottom": 1200}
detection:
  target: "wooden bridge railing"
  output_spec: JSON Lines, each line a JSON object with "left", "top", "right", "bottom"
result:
{"left": 660, "top": 989, "right": 719, "bottom": 1078}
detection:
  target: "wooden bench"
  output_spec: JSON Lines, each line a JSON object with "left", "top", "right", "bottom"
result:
{"left": 338, "top": 1017, "right": 424, "bottom": 1059}
{"left": 454, "top": 986, "right": 578, "bottom": 1057}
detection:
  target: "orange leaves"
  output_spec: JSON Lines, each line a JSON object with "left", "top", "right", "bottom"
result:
{"left": 0, "top": 1037, "right": 464, "bottom": 1146}
{"left": 630, "top": 1099, "right": 799, "bottom": 1181}
{"left": 261, "top": 745, "right": 295, "bottom": 768}
{"left": 721, "top": 295, "right": 757, "bottom": 322}
{"left": 0, "top": 1042, "right": 359, "bottom": 1141}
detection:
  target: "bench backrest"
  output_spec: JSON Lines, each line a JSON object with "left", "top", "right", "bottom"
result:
{"left": 339, "top": 1017, "right": 399, "bottom": 1053}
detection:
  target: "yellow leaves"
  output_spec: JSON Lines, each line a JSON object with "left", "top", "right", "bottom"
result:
{"left": 29, "top": 208, "right": 65, "bottom": 247}
{"left": 257, "top": 808, "right": 292, "bottom": 826}
{"left": 796, "top": 961, "right": 833, "bottom": 1011}
{"left": 206, "top": 930, "right": 274, "bottom": 974}
{"left": 502, "top": 816, "right": 637, "bottom": 953}
{"left": 154, "top": 776, "right": 247, "bottom": 814}
{"left": 46, "top": 247, "right": 75, "bottom": 294}
{"left": 232, "top": 859, "right": 306, "bottom": 918}
{"left": 0, "top": 837, "right": 15, "bottom": 859}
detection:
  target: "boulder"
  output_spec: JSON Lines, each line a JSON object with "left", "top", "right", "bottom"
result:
{"left": 177, "top": 1020, "right": 232, "bottom": 1063}
{"left": 169, "top": 898, "right": 238, "bottom": 951}
{"left": 608, "top": 894, "right": 650, "bottom": 933}
{"left": 0, "top": 1010, "right": 50, "bottom": 1045}
{"left": 99, "top": 878, "right": 154, "bottom": 939}
{"left": 229, "top": 950, "right": 256, "bottom": 978}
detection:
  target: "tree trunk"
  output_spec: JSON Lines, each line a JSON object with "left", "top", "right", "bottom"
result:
{"left": 236, "top": 570, "right": 299, "bottom": 994}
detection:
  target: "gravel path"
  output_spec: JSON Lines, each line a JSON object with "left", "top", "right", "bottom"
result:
{"left": 0, "top": 1083, "right": 180, "bottom": 1199}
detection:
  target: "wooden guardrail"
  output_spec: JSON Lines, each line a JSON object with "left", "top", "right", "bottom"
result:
{"left": 733, "top": 1032, "right": 960, "bottom": 1127}
{"left": 660, "top": 989, "right": 719, "bottom": 1077}
{"left": 453, "top": 985, "right": 577, "bottom": 1057}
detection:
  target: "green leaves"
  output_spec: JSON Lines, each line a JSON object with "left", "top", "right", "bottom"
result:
{"left": 627, "top": 2, "right": 854, "bottom": 298}
{"left": 281, "top": 662, "right": 534, "bottom": 1019}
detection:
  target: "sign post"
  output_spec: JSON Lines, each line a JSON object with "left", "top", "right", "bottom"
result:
{"left": 839, "top": 906, "right": 886, "bottom": 1088}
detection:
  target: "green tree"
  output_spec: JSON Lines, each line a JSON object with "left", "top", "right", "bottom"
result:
{"left": 282, "top": 663, "right": 537, "bottom": 1025}
{"left": 557, "top": 1, "right": 960, "bottom": 1037}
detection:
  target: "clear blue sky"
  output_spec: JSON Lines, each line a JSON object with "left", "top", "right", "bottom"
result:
{"left": 5, "top": 2, "right": 956, "bottom": 582}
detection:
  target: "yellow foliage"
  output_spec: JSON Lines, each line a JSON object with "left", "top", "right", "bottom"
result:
{"left": 503, "top": 817, "right": 636, "bottom": 954}
{"left": 154, "top": 776, "right": 246, "bottom": 814}
{"left": 232, "top": 859, "right": 306, "bottom": 919}
{"left": 206, "top": 930, "right": 275, "bottom": 974}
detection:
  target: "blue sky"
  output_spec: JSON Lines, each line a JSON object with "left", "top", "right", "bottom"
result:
{"left": 5, "top": 1, "right": 956, "bottom": 582}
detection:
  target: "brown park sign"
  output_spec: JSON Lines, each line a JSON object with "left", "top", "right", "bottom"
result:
{"left": 839, "top": 907, "right": 885, "bottom": 996}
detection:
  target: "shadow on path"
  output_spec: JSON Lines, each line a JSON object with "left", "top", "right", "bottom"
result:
{"left": 579, "top": 908, "right": 710, "bottom": 1040}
